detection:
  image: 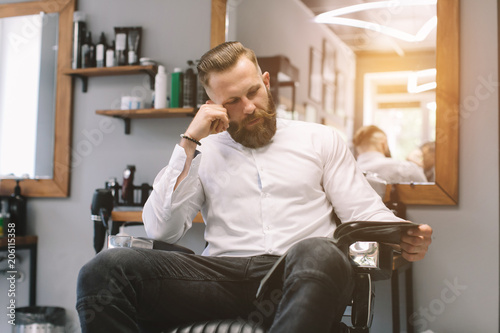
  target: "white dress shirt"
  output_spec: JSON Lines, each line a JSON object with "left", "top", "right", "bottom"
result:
{"left": 356, "top": 151, "right": 427, "bottom": 184}
{"left": 143, "top": 119, "right": 403, "bottom": 257}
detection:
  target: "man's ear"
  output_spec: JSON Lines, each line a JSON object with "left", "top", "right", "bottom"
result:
{"left": 262, "top": 71, "right": 271, "bottom": 89}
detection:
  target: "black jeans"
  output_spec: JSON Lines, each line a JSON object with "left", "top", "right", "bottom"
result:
{"left": 76, "top": 237, "right": 354, "bottom": 333}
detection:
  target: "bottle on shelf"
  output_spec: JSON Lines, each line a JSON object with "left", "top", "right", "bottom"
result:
{"left": 81, "top": 31, "right": 96, "bottom": 68}
{"left": 121, "top": 165, "right": 136, "bottom": 205}
{"left": 9, "top": 180, "right": 27, "bottom": 237}
{"left": 183, "top": 60, "right": 197, "bottom": 108}
{"left": 106, "top": 40, "right": 115, "bottom": 67}
{"left": 196, "top": 59, "right": 209, "bottom": 108}
{"left": 154, "top": 65, "right": 168, "bottom": 109}
{"left": 80, "top": 32, "right": 89, "bottom": 68}
{"left": 106, "top": 177, "right": 119, "bottom": 205}
{"left": 0, "top": 198, "right": 11, "bottom": 237}
{"left": 170, "top": 67, "right": 183, "bottom": 108}
{"left": 115, "top": 27, "right": 127, "bottom": 66}
{"left": 71, "top": 11, "right": 87, "bottom": 69}
{"left": 96, "top": 32, "right": 107, "bottom": 68}
{"left": 0, "top": 200, "right": 6, "bottom": 237}
{"left": 127, "top": 27, "right": 141, "bottom": 65}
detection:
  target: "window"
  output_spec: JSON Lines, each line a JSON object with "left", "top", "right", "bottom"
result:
{"left": 363, "top": 70, "right": 436, "bottom": 161}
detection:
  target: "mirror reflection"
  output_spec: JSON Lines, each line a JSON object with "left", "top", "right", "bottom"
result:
{"left": 227, "top": 0, "right": 436, "bottom": 184}
{"left": 0, "top": 12, "right": 58, "bottom": 179}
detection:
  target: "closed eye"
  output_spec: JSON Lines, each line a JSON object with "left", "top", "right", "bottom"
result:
{"left": 225, "top": 98, "right": 239, "bottom": 105}
{"left": 247, "top": 86, "right": 260, "bottom": 98}
{"left": 223, "top": 85, "right": 261, "bottom": 107}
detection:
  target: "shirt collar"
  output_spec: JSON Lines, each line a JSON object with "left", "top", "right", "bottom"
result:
{"left": 356, "top": 151, "right": 386, "bottom": 162}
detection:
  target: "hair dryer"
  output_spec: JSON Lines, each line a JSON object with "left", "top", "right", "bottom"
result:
{"left": 9, "top": 180, "right": 27, "bottom": 236}
{"left": 91, "top": 188, "right": 114, "bottom": 253}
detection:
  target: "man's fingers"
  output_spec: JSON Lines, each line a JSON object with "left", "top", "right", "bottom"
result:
{"left": 398, "top": 224, "right": 433, "bottom": 262}
{"left": 210, "top": 119, "right": 220, "bottom": 134}
{"left": 407, "top": 224, "right": 433, "bottom": 237}
{"left": 402, "top": 225, "right": 432, "bottom": 245}
{"left": 401, "top": 233, "right": 424, "bottom": 246}
{"left": 402, "top": 250, "right": 426, "bottom": 262}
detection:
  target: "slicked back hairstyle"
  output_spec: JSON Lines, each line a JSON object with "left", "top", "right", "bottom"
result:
{"left": 197, "top": 41, "right": 261, "bottom": 89}
{"left": 352, "top": 125, "right": 387, "bottom": 148}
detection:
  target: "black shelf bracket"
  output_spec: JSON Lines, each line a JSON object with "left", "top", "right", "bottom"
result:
{"left": 69, "top": 74, "right": 88, "bottom": 93}
{"left": 124, "top": 118, "right": 131, "bottom": 134}
{"left": 112, "top": 116, "right": 132, "bottom": 134}
{"left": 140, "top": 69, "right": 156, "bottom": 90}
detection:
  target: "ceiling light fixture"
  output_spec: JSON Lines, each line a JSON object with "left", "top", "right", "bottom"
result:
{"left": 316, "top": 0, "right": 437, "bottom": 17}
{"left": 314, "top": 0, "right": 437, "bottom": 42}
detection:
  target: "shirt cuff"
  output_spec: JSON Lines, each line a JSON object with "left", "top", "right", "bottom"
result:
{"left": 170, "top": 144, "right": 202, "bottom": 176}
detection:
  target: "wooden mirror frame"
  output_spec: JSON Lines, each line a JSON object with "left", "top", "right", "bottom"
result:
{"left": 210, "top": 0, "right": 459, "bottom": 205}
{"left": 0, "top": 0, "right": 75, "bottom": 197}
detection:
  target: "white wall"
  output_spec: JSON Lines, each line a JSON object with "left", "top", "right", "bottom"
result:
{"left": 0, "top": 0, "right": 211, "bottom": 331}
{"left": 405, "top": 0, "right": 499, "bottom": 332}
{"left": 0, "top": 0, "right": 498, "bottom": 332}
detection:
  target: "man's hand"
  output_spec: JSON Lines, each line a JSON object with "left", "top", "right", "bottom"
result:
{"left": 184, "top": 101, "right": 229, "bottom": 142}
{"left": 174, "top": 101, "right": 230, "bottom": 191}
{"left": 399, "top": 224, "right": 433, "bottom": 262}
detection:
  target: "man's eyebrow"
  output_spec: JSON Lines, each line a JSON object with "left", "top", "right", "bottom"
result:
{"left": 222, "top": 84, "right": 261, "bottom": 104}
{"left": 248, "top": 83, "right": 261, "bottom": 92}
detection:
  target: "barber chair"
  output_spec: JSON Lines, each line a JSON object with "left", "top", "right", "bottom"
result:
{"left": 92, "top": 183, "right": 417, "bottom": 333}
{"left": 174, "top": 223, "right": 418, "bottom": 333}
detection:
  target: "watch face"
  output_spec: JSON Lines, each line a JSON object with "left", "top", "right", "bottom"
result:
{"left": 124, "top": 170, "right": 131, "bottom": 178}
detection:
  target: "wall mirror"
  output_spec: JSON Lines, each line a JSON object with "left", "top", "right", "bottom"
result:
{"left": 210, "top": 0, "right": 459, "bottom": 205}
{"left": 0, "top": 0, "right": 75, "bottom": 197}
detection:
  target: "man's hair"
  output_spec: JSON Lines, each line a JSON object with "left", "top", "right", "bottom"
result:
{"left": 352, "top": 125, "right": 387, "bottom": 148}
{"left": 197, "top": 41, "right": 260, "bottom": 88}
{"left": 420, "top": 141, "right": 435, "bottom": 153}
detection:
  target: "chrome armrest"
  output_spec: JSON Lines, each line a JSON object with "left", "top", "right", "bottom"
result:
{"left": 333, "top": 221, "right": 420, "bottom": 249}
{"left": 336, "top": 221, "right": 420, "bottom": 279}
{"left": 349, "top": 241, "right": 380, "bottom": 269}
{"left": 108, "top": 235, "right": 195, "bottom": 254}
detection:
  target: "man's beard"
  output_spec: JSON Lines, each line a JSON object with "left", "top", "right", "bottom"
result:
{"left": 226, "top": 89, "right": 277, "bottom": 148}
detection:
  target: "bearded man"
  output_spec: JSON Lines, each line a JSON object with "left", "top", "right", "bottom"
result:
{"left": 76, "top": 42, "right": 432, "bottom": 333}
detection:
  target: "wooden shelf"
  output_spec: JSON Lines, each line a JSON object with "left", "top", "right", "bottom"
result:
{"left": 96, "top": 108, "right": 196, "bottom": 119}
{"left": 63, "top": 64, "right": 157, "bottom": 77}
{"left": 63, "top": 65, "right": 158, "bottom": 92}
{"left": 96, "top": 108, "right": 197, "bottom": 134}
{"left": 66, "top": 65, "right": 198, "bottom": 134}
{"left": 111, "top": 210, "right": 204, "bottom": 224}
{"left": 0, "top": 235, "right": 38, "bottom": 248}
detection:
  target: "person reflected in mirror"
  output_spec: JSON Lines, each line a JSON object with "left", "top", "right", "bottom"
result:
{"left": 353, "top": 125, "right": 427, "bottom": 184}
{"left": 76, "top": 42, "right": 432, "bottom": 333}
{"left": 407, "top": 141, "right": 436, "bottom": 182}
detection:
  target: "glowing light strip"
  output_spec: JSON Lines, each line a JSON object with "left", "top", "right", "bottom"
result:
{"left": 314, "top": 0, "right": 437, "bottom": 42}
{"left": 315, "top": 0, "right": 437, "bottom": 18}
{"left": 407, "top": 68, "right": 436, "bottom": 93}
{"left": 316, "top": 16, "right": 436, "bottom": 42}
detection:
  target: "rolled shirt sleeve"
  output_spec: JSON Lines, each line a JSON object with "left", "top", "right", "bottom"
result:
{"left": 142, "top": 144, "right": 205, "bottom": 243}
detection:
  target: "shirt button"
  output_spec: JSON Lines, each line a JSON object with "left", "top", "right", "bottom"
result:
{"left": 266, "top": 249, "right": 273, "bottom": 254}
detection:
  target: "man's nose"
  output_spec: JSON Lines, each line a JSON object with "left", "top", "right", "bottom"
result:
{"left": 241, "top": 97, "right": 255, "bottom": 114}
